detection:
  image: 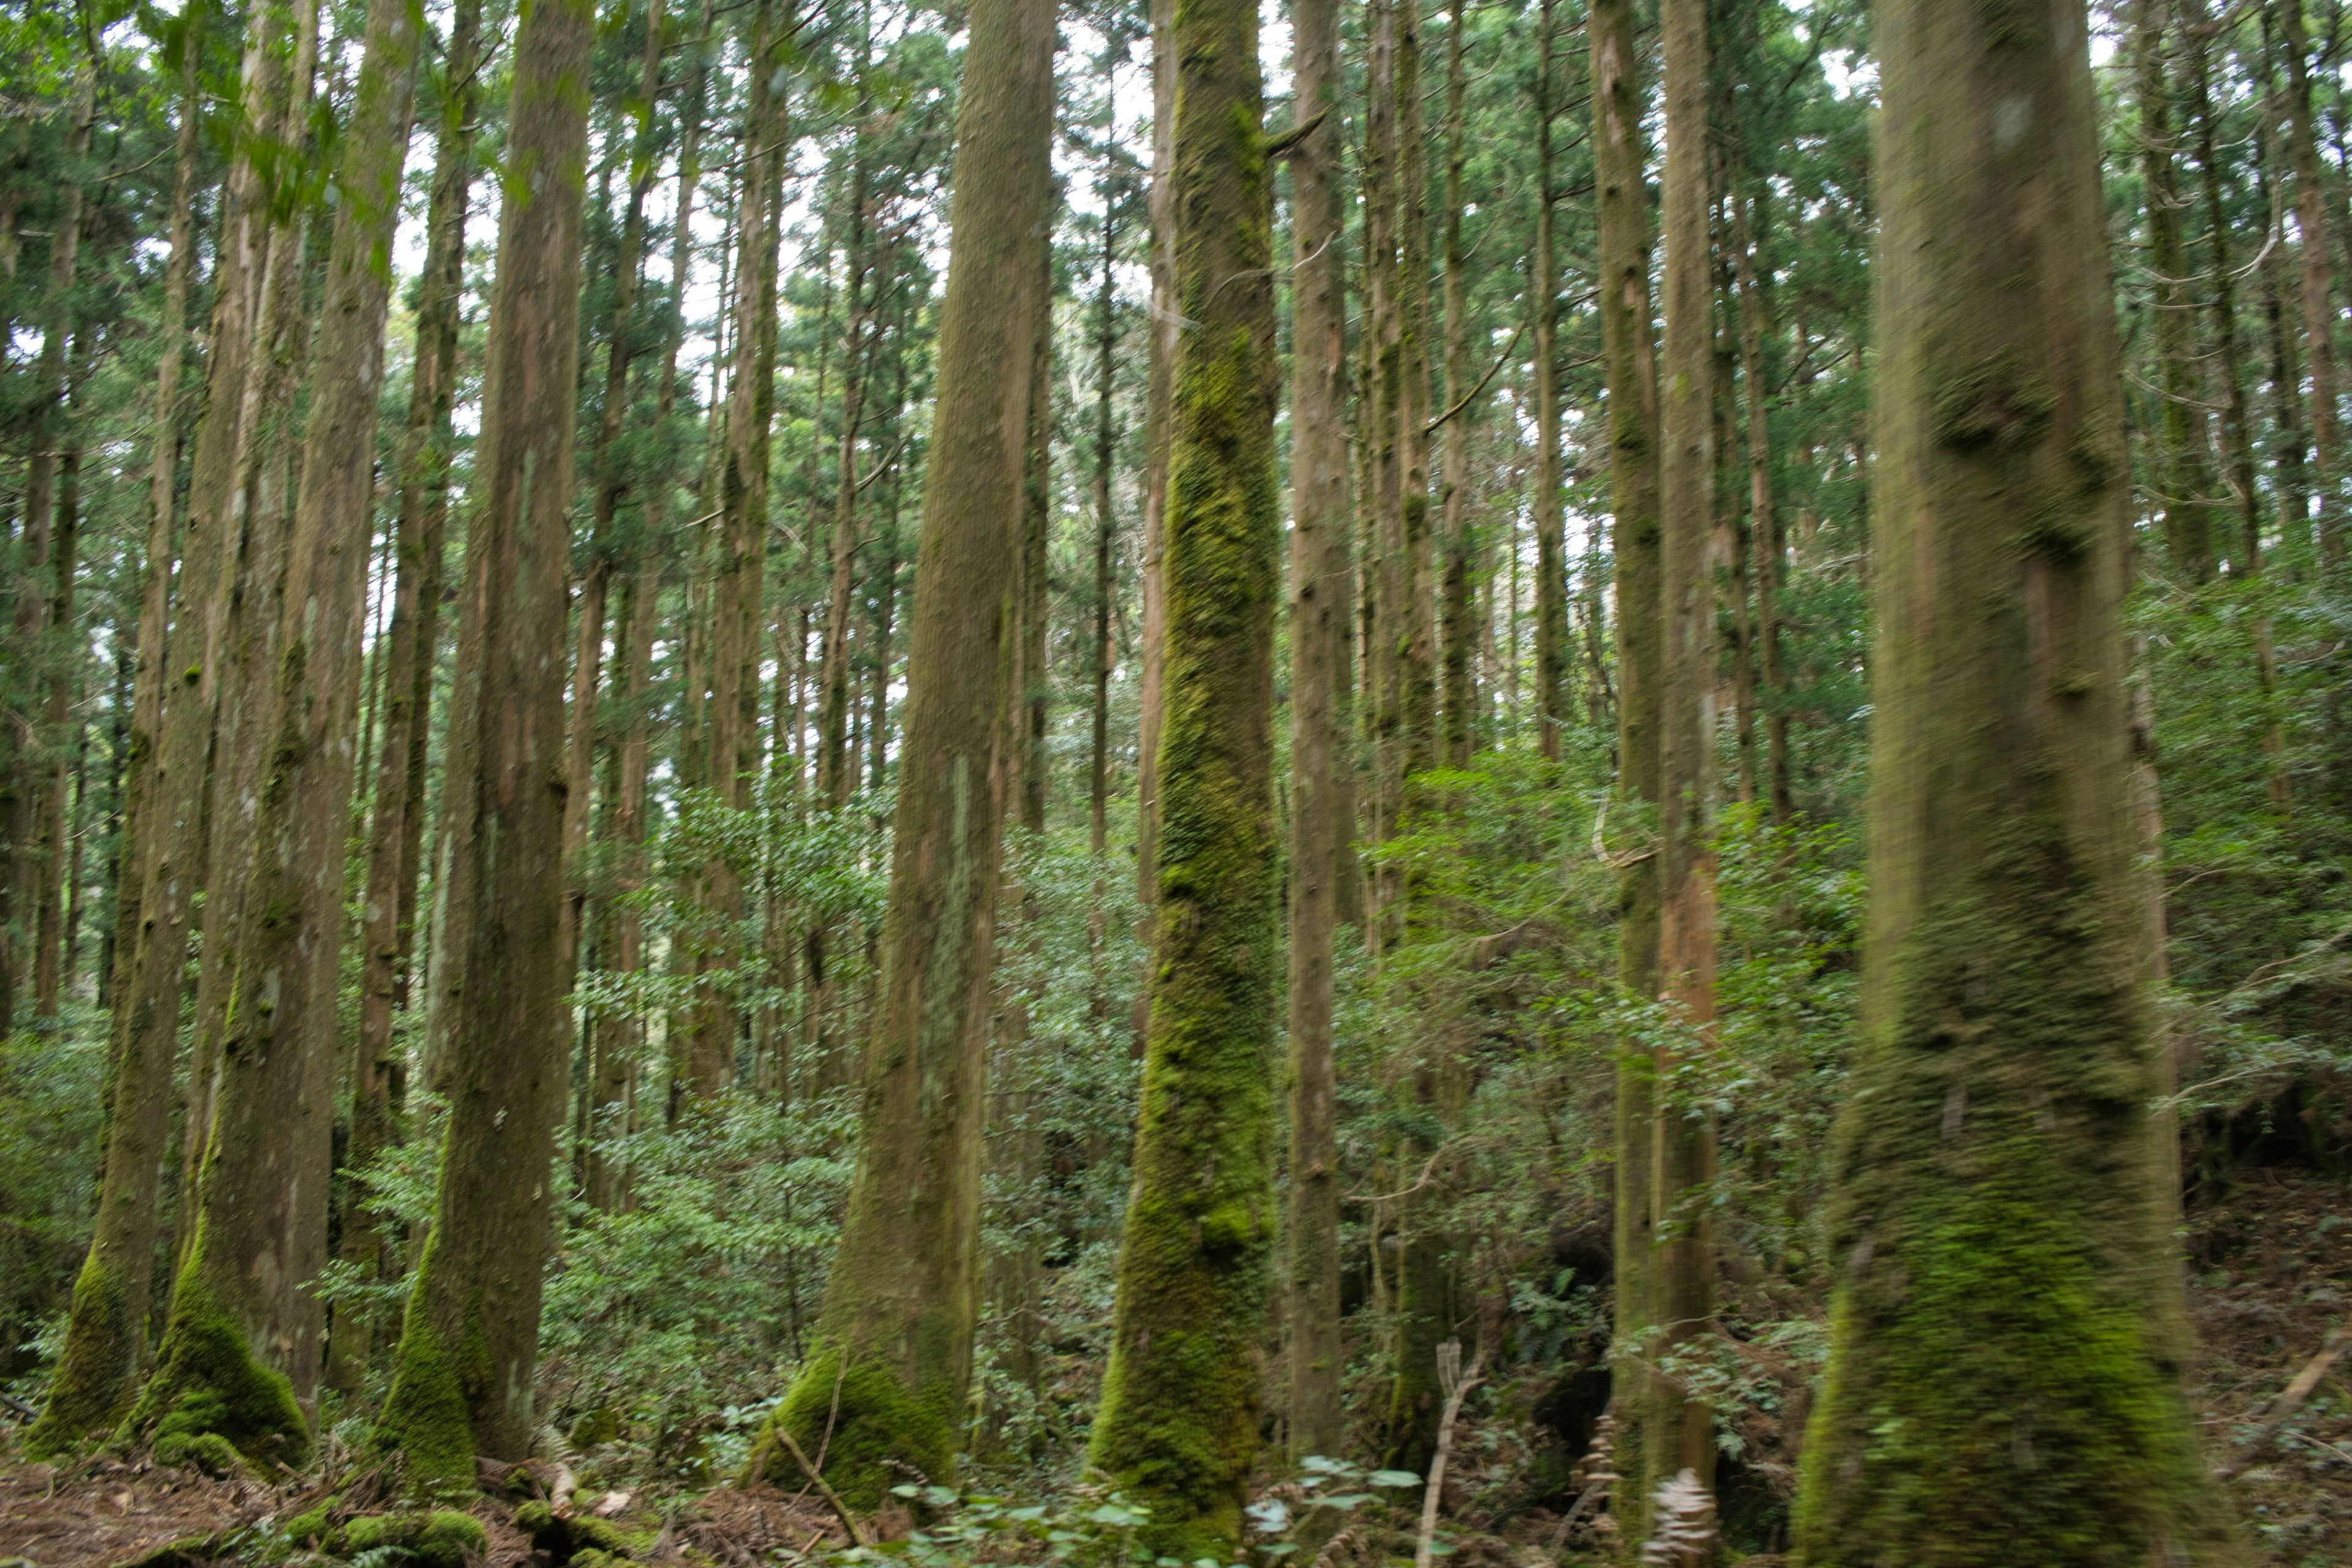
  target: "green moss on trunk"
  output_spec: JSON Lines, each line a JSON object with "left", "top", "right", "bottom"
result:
{"left": 124, "top": 1248, "right": 309, "bottom": 1471}
{"left": 1084, "top": 0, "right": 1281, "bottom": 1548}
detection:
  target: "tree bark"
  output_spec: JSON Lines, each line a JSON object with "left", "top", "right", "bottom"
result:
{"left": 2278, "top": 0, "right": 2342, "bottom": 567}
{"left": 331, "top": 0, "right": 481, "bottom": 1396}
{"left": 1591, "top": 0, "right": 1665, "bottom": 1537}
{"left": 2138, "top": 0, "right": 2218, "bottom": 583}
{"left": 375, "top": 0, "right": 598, "bottom": 1483}
{"left": 1733, "top": 186, "right": 1792, "bottom": 827}
{"left": 1652, "top": 0, "right": 1719, "bottom": 1509}
{"left": 1285, "top": 0, "right": 1349, "bottom": 1465}
{"left": 758, "top": 0, "right": 1054, "bottom": 1504}
{"left": 1532, "top": 0, "right": 1568, "bottom": 762}
{"left": 1437, "top": 0, "right": 1476, "bottom": 769}
{"left": 137, "top": 0, "right": 423, "bottom": 1452}
{"left": 1793, "top": 2, "right": 2238, "bottom": 1556}
{"left": 1085, "top": 0, "right": 1280, "bottom": 1542}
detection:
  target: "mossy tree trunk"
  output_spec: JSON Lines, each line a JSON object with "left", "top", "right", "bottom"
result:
{"left": 375, "top": 0, "right": 597, "bottom": 1488}
{"left": 757, "top": 0, "right": 1054, "bottom": 1508}
{"left": 1651, "top": 0, "right": 1719, "bottom": 1510}
{"left": 1436, "top": 0, "right": 1476, "bottom": 769}
{"left": 137, "top": 0, "right": 425, "bottom": 1455}
{"left": 1084, "top": 0, "right": 1280, "bottom": 1542}
{"left": 28, "top": 23, "right": 201, "bottom": 1455}
{"left": 1286, "top": 0, "right": 1349, "bottom": 1465}
{"left": 1589, "top": 0, "right": 1665, "bottom": 1540}
{"left": 1792, "top": 1, "right": 2238, "bottom": 1558}
{"left": 331, "top": 0, "right": 480, "bottom": 1397}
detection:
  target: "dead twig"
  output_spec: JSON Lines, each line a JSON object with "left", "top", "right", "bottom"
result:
{"left": 770, "top": 1424, "right": 870, "bottom": 1550}
{"left": 2218, "top": 1326, "right": 2351, "bottom": 1480}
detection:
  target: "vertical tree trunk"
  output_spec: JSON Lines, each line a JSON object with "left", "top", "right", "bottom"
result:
{"left": 1733, "top": 187, "right": 1793, "bottom": 827}
{"left": 1652, "top": 0, "right": 1719, "bottom": 1509}
{"left": 5, "top": 67, "right": 91, "bottom": 1036}
{"left": 2278, "top": 0, "right": 2340, "bottom": 563}
{"left": 1590, "top": 0, "right": 1665, "bottom": 1536}
{"left": 34, "top": 385, "right": 83, "bottom": 1022}
{"left": 1085, "top": 0, "right": 1279, "bottom": 1542}
{"left": 687, "top": 0, "right": 791, "bottom": 1095}
{"left": 1021, "top": 236, "right": 1053, "bottom": 837}
{"left": 758, "top": 0, "right": 1053, "bottom": 1503}
{"left": 331, "top": 0, "right": 481, "bottom": 1395}
{"left": 375, "top": 0, "right": 598, "bottom": 1483}
{"left": 100, "top": 0, "right": 310, "bottom": 1446}
{"left": 1793, "top": 2, "right": 2237, "bottom": 1557}
{"left": 1437, "top": 0, "right": 1476, "bottom": 769}
{"left": 1396, "top": 0, "right": 1436, "bottom": 788}
{"left": 137, "top": 0, "right": 424, "bottom": 1452}
{"left": 2254, "top": 91, "right": 2312, "bottom": 540}
{"left": 1134, "top": 0, "right": 1176, "bottom": 913}
{"left": 2181, "top": 0, "right": 2261, "bottom": 576}
{"left": 1090, "top": 178, "right": 1118, "bottom": 856}
{"left": 1532, "top": 0, "right": 1568, "bottom": 762}
{"left": 2138, "top": 0, "right": 2218, "bottom": 583}
{"left": 820, "top": 146, "right": 872, "bottom": 808}
{"left": 1286, "top": 0, "right": 1349, "bottom": 1463}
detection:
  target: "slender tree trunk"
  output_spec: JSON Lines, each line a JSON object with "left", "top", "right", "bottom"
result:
{"left": 1437, "top": 0, "right": 1476, "bottom": 768}
{"left": 2254, "top": 85, "right": 2312, "bottom": 540}
{"left": 1793, "top": 2, "right": 2237, "bottom": 1557}
{"left": 1591, "top": 0, "right": 1665, "bottom": 1537}
{"left": 1652, "top": 0, "right": 1719, "bottom": 1510}
{"left": 1532, "top": 0, "right": 1568, "bottom": 762}
{"left": 2139, "top": 0, "right": 2219, "bottom": 583}
{"left": 5, "top": 68, "right": 91, "bottom": 1036}
{"left": 820, "top": 151, "right": 872, "bottom": 807}
{"left": 1733, "top": 186, "right": 1791, "bottom": 827}
{"left": 1134, "top": 0, "right": 1176, "bottom": 914}
{"left": 1286, "top": 0, "right": 1349, "bottom": 1464}
{"left": 1363, "top": 0, "right": 1401, "bottom": 945}
{"left": 1085, "top": 0, "right": 1279, "bottom": 1540}
{"left": 136, "top": 0, "right": 423, "bottom": 1450}
{"left": 34, "top": 383, "right": 82, "bottom": 1023}
{"left": 758, "top": 0, "right": 1054, "bottom": 1502}
{"left": 2181, "top": 0, "right": 2261, "bottom": 575}
{"left": 1090, "top": 179, "right": 1118, "bottom": 856}
{"left": 376, "top": 0, "right": 597, "bottom": 1485}
{"left": 688, "top": 0, "right": 791, "bottom": 1095}
{"left": 2279, "top": 0, "right": 2342, "bottom": 565}
{"left": 1021, "top": 238, "right": 1052, "bottom": 838}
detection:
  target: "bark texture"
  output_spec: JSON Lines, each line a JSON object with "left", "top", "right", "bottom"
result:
{"left": 1085, "top": 0, "right": 1280, "bottom": 1541}
{"left": 1794, "top": 1, "right": 2237, "bottom": 1557}
{"left": 756, "top": 0, "right": 1054, "bottom": 1507}
{"left": 376, "top": 0, "right": 597, "bottom": 1486}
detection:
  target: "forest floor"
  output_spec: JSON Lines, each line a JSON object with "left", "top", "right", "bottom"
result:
{"left": 0, "top": 1168, "right": 2344, "bottom": 1567}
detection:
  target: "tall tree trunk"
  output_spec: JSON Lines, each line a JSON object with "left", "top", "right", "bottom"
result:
{"left": 1793, "top": 1, "right": 2237, "bottom": 1556}
{"left": 30, "top": 0, "right": 303, "bottom": 1457}
{"left": 1363, "top": 0, "right": 1401, "bottom": 945}
{"left": 820, "top": 152, "right": 872, "bottom": 807}
{"left": 1733, "top": 185, "right": 1792, "bottom": 826}
{"left": 2139, "top": 0, "right": 2218, "bottom": 583}
{"left": 757, "top": 0, "right": 1054, "bottom": 1503}
{"left": 4, "top": 67, "right": 91, "bottom": 1036}
{"left": 1591, "top": 0, "right": 1665, "bottom": 1537}
{"left": 1134, "top": 0, "right": 1176, "bottom": 914}
{"left": 375, "top": 0, "right": 598, "bottom": 1484}
{"left": 2182, "top": 0, "right": 2261, "bottom": 575}
{"left": 2278, "top": 0, "right": 2342, "bottom": 567}
{"left": 330, "top": 0, "right": 481, "bottom": 1395}
{"left": 1090, "top": 179, "right": 1118, "bottom": 857}
{"left": 34, "top": 377, "right": 82, "bottom": 1022}
{"left": 1286, "top": 0, "right": 1349, "bottom": 1463}
{"left": 1085, "top": 0, "right": 1279, "bottom": 1542}
{"left": 1532, "top": 0, "right": 1569, "bottom": 762}
{"left": 2254, "top": 85, "right": 2312, "bottom": 541}
{"left": 1652, "top": 0, "right": 1719, "bottom": 1510}
{"left": 1437, "top": 0, "right": 1476, "bottom": 768}
{"left": 137, "top": 0, "right": 424, "bottom": 1452}
{"left": 1021, "top": 238, "right": 1052, "bottom": 837}
{"left": 687, "top": 0, "right": 791, "bottom": 1096}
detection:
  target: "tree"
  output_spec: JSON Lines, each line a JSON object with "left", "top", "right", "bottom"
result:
{"left": 1589, "top": 0, "right": 1665, "bottom": 1538}
{"left": 1084, "top": 0, "right": 1281, "bottom": 1544}
{"left": 755, "top": 0, "right": 1055, "bottom": 1506}
{"left": 375, "top": 0, "right": 598, "bottom": 1486}
{"left": 1284, "top": 0, "right": 1350, "bottom": 1464}
{"left": 1649, "top": 0, "right": 1719, "bottom": 1512}
{"left": 1793, "top": 0, "right": 2239, "bottom": 1556}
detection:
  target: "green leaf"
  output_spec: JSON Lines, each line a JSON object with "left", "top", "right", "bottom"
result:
{"left": 1368, "top": 1470, "right": 1422, "bottom": 1488}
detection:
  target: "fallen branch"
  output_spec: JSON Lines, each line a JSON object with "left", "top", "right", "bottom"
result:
{"left": 2219, "top": 1326, "right": 2350, "bottom": 1480}
{"left": 1413, "top": 1341, "right": 1485, "bottom": 1568}
{"left": 771, "top": 1425, "right": 870, "bottom": 1549}
{"left": 1, "top": 1391, "right": 39, "bottom": 1422}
